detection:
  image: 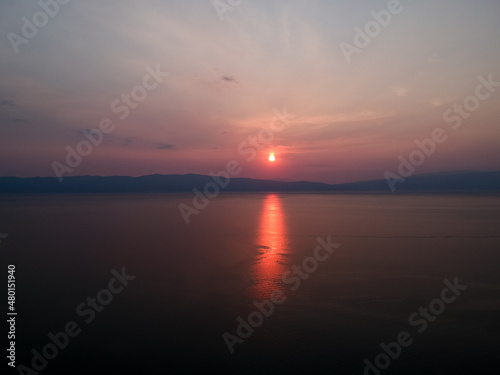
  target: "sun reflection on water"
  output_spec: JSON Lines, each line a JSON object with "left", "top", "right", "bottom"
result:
{"left": 251, "top": 194, "right": 289, "bottom": 300}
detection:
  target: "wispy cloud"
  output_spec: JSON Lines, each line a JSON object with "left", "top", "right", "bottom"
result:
{"left": 158, "top": 143, "right": 174, "bottom": 150}
{"left": 392, "top": 87, "right": 409, "bottom": 97}
{"left": 0, "top": 99, "right": 16, "bottom": 107}
{"left": 221, "top": 75, "right": 239, "bottom": 84}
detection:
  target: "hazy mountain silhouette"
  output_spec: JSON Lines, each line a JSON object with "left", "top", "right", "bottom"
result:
{"left": 0, "top": 171, "right": 499, "bottom": 194}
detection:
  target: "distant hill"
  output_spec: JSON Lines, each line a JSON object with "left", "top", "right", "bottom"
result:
{"left": 0, "top": 171, "right": 499, "bottom": 194}
{"left": 0, "top": 174, "right": 331, "bottom": 193}
{"left": 332, "top": 171, "right": 500, "bottom": 192}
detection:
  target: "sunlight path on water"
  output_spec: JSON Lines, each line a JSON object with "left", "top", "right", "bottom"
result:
{"left": 251, "top": 194, "right": 289, "bottom": 300}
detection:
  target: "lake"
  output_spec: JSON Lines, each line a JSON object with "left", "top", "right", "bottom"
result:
{"left": 1, "top": 193, "right": 499, "bottom": 374}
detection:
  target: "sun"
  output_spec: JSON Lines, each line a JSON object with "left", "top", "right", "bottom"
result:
{"left": 269, "top": 153, "right": 276, "bottom": 162}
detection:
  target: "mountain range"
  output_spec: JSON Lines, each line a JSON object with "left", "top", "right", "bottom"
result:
{"left": 0, "top": 171, "right": 499, "bottom": 194}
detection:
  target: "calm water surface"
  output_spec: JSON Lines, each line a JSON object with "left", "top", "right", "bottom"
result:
{"left": 1, "top": 193, "right": 499, "bottom": 374}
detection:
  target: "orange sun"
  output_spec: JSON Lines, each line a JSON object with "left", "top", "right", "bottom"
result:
{"left": 269, "top": 153, "right": 276, "bottom": 162}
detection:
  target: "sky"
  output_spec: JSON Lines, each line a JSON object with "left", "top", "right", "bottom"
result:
{"left": 0, "top": 0, "right": 499, "bottom": 184}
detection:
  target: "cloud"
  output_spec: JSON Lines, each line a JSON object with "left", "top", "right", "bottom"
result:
{"left": 94, "top": 134, "right": 174, "bottom": 150}
{"left": 198, "top": 73, "right": 241, "bottom": 92}
{"left": 392, "top": 87, "right": 409, "bottom": 97}
{"left": 221, "top": 75, "right": 238, "bottom": 84}
{"left": 122, "top": 138, "right": 134, "bottom": 147}
{"left": 157, "top": 143, "right": 174, "bottom": 150}
{"left": 0, "top": 100, "right": 16, "bottom": 107}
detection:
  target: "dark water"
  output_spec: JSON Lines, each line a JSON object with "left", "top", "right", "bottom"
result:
{"left": 1, "top": 193, "right": 499, "bottom": 374}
